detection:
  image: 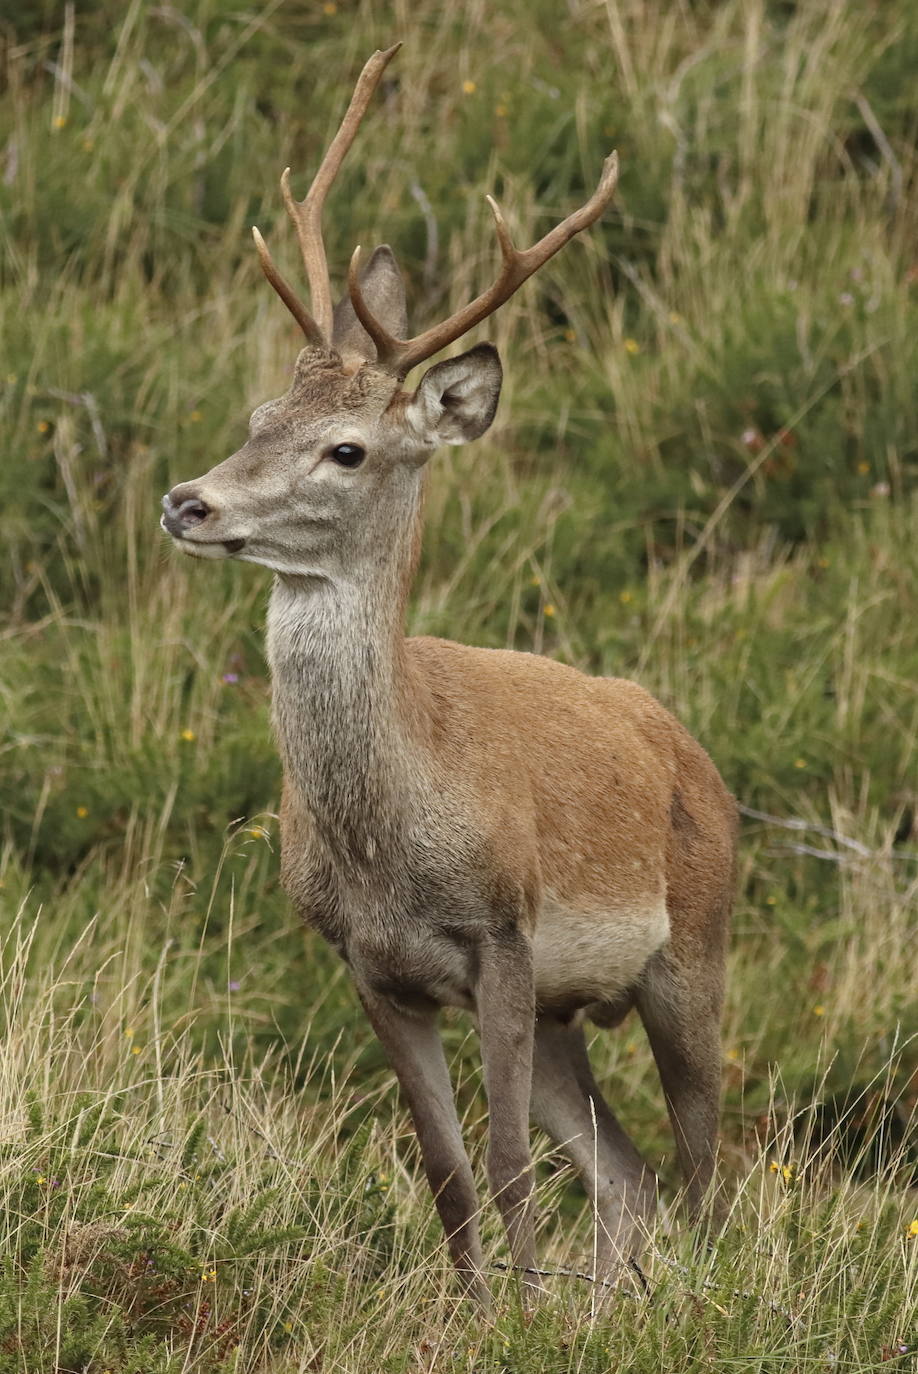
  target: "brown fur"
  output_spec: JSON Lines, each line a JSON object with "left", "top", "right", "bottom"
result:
{"left": 163, "top": 339, "right": 736, "bottom": 1306}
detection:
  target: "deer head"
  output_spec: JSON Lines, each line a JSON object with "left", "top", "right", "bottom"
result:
{"left": 160, "top": 44, "right": 618, "bottom": 582}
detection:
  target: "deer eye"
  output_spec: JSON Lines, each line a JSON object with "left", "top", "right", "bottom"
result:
{"left": 327, "top": 443, "right": 366, "bottom": 469}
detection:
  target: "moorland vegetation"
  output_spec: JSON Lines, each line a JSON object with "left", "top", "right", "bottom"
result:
{"left": 0, "top": 1, "right": 916, "bottom": 1369}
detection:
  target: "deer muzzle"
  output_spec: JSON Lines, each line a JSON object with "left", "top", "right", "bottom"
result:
{"left": 161, "top": 488, "right": 246, "bottom": 554}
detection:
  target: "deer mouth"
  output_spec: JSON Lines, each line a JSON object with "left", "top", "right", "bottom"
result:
{"left": 160, "top": 515, "right": 246, "bottom": 556}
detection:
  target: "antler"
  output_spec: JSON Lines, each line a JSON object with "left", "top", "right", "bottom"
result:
{"left": 253, "top": 43, "right": 618, "bottom": 371}
{"left": 252, "top": 43, "right": 401, "bottom": 346}
{"left": 348, "top": 150, "right": 619, "bottom": 377}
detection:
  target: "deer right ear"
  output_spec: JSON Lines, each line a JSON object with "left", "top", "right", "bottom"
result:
{"left": 406, "top": 343, "right": 503, "bottom": 446}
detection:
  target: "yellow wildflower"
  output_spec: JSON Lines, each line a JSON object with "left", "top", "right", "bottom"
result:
{"left": 624, "top": 338, "right": 640, "bottom": 354}
{"left": 543, "top": 604, "right": 556, "bottom": 618}
{"left": 37, "top": 420, "right": 49, "bottom": 434}
{"left": 180, "top": 728, "right": 195, "bottom": 742}
{"left": 906, "top": 1219, "right": 918, "bottom": 1237}
{"left": 76, "top": 805, "right": 89, "bottom": 818}
{"left": 462, "top": 80, "right": 476, "bottom": 95}
{"left": 857, "top": 461, "right": 869, "bottom": 475}
{"left": 813, "top": 1005, "right": 825, "bottom": 1017}
{"left": 189, "top": 410, "right": 202, "bottom": 423}
{"left": 794, "top": 758, "right": 807, "bottom": 769}
{"left": 619, "top": 589, "right": 633, "bottom": 604}
{"left": 323, "top": 1, "right": 337, "bottom": 11}
{"left": 53, "top": 115, "right": 67, "bottom": 130}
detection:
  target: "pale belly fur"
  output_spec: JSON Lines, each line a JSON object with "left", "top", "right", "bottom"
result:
{"left": 531, "top": 893, "right": 671, "bottom": 1011}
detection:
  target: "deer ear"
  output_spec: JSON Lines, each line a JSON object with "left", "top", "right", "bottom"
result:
{"left": 332, "top": 245, "right": 407, "bottom": 363}
{"left": 406, "top": 344, "right": 502, "bottom": 446}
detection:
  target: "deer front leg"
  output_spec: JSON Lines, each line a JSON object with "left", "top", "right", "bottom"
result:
{"left": 476, "top": 930, "right": 541, "bottom": 1290}
{"left": 356, "top": 983, "right": 488, "bottom": 1306}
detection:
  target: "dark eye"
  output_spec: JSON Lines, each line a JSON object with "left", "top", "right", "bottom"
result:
{"left": 328, "top": 443, "right": 366, "bottom": 469}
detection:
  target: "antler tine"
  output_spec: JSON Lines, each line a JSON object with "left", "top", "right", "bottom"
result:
{"left": 252, "top": 227, "right": 326, "bottom": 347}
{"left": 349, "top": 150, "right": 620, "bottom": 377}
{"left": 281, "top": 43, "right": 402, "bottom": 342}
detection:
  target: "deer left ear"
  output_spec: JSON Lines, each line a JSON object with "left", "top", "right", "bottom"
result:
{"left": 406, "top": 343, "right": 502, "bottom": 445}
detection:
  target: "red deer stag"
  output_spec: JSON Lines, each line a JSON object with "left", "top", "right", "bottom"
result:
{"left": 161, "top": 44, "right": 736, "bottom": 1306}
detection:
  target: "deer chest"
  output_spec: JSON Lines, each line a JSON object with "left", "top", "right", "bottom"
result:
{"left": 278, "top": 814, "right": 510, "bottom": 1012}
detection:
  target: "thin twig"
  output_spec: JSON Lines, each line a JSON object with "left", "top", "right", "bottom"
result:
{"left": 738, "top": 804, "right": 871, "bottom": 855}
{"left": 493, "top": 1250, "right": 797, "bottom": 1326}
{"left": 648, "top": 1249, "right": 797, "bottom": 1326}
{"left": 739, "top": 804, "right": 918, "bottom": 864}
{"left": 770, "top": 842, "right": 860, "bottom": 863}
{"left": 490, "top": 1260, "right": 634, "bottom": 1298}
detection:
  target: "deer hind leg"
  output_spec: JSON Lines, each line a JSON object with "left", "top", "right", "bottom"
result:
{"left": 530, "top": 1016, "right": 658, "bottom": 1284}
{"left": 635, "top": 945, "right": 725, "bottom": 1225}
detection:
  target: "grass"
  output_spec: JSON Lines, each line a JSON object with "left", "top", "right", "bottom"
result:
{"left": 1, "top": 0, "right": 916, "bottom": 1368}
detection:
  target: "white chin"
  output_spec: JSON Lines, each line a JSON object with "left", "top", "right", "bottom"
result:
{"left": 177, "top": 539, "right": 232, "bottom": 561}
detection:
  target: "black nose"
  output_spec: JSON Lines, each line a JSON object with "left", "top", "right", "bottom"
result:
{"left": 161, "top": 487, "right": 212, "bottom": 535}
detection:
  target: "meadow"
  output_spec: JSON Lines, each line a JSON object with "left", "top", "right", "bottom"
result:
{"left": 0, "top": 0, "right": 916, "bottom": 1369}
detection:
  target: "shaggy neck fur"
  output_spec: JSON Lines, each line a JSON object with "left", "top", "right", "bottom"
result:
{"left": 265, "top": 485, "right": 427, "bottom": 863}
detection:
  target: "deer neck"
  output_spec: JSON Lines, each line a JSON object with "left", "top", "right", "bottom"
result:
{"left": 265, "top": 500, "right": 426, "bottom": 856}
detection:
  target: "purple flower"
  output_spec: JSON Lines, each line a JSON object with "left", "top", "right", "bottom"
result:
{"left": 228, "top": 980, "right": 240, "bottom": 992}
{"left": 222, "top": 673, "right": 239, "bottom": 685}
